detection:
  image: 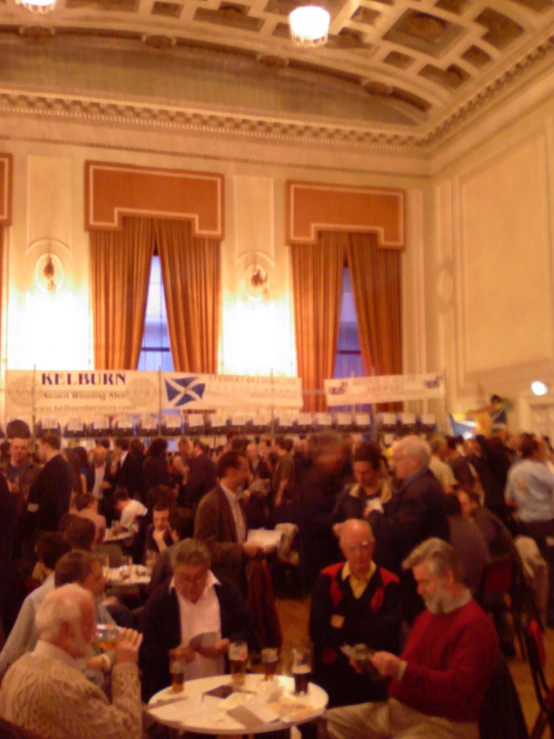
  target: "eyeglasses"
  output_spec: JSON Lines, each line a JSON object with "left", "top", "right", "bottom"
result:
{"left": 344, "top": 541, "right": 372, "bottom": 553}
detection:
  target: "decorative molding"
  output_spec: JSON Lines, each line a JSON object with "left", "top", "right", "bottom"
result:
{"left": 0, "top": 153, "right": 13, "bottom": 226}
{"left": 286, "top": 181, "right": 405, "bottom": 248}
{"left": 0, "top": 35, "right": 552, "bottom": 154}
{"left": 85, "top": 161, "right": 224, "bottom": 237}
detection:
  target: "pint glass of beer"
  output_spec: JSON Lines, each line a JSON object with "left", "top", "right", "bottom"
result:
{"left": 261, "top": 648, "right": 279, "bottom": 680}
{"left": 94, "top": 624, "right": 120, "bottom": 652}
{"left": 291, "top": 647, "right": 311, "bottom": 695}
{"left": 170, "top": 658, "right": 186, "bottom": 692}
{"left": 229, "top": 641, "right": 248, "bottom": 687}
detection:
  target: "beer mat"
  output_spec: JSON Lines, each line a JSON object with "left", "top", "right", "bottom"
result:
{"left": 226, "top": 700, "right": 280, "bottom": 729}
{"left": 148, "top": 694, "right": 189, "bottom": 709}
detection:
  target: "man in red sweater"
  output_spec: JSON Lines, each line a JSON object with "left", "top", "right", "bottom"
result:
{"left": 321, "top": 538, "right": 499, "bottom": 739}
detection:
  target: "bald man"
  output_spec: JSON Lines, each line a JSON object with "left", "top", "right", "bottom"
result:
{"left": 0, "top": 584, "right": 143, "bottom": 739}
{"left": 309, "top": 519, "right": 403, "bottom": 709}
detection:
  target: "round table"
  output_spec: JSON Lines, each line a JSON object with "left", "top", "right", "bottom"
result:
{"left": 107, "top": 565, "right": 151, "bottom": 588}
{"left": 104, "top": 527, "right": 133, "bottom": 543}
{"left": 148, "top": 673, "right": 328, "bottom": 736}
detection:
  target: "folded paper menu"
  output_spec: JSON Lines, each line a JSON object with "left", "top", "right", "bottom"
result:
{"left": 226, "top": 697, "right": 281, "bottom": 730}
{"left": 189, "top": 631, "right": 218, "bottom": 650}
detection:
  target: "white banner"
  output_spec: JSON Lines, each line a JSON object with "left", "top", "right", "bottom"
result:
{"left": 162, "top": 373, "right": 303, "bottom": 410}
{"left": 325, "top": 373, "right": 445, "bottom": 407}
{"left": 6, "top": 370, "right": 160, "bottom": 421}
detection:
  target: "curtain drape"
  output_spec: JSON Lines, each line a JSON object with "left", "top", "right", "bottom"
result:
{"left": 346, "top": 231, "right": 402, "bottom": 378}
{"left": 154, "top": 219, "right": 221, "bottom": 374}
{"left": 89, "top": 217, "right": 155, "bottom": 370}
{"left": 290, "top": 232, "right": 345, "bottom": 412}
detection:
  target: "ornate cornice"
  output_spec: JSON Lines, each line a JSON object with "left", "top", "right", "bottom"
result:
{"left": 0, "top": 34, "right": 552, "bottom": 154}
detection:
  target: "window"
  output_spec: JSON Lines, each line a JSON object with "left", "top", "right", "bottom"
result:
{"left": 138, "top": 256, "right": 174, "bottom": 371}
{"left": 334, "top": 267, "right": 364, "bottom": 379}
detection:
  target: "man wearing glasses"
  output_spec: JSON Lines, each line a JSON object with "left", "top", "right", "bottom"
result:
{"left": 309, "top": 519, "right": 402, "bottom": 709}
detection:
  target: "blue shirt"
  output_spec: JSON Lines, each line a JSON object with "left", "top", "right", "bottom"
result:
{"left": 505, "top": 459, "right": 554, "bottom": 523}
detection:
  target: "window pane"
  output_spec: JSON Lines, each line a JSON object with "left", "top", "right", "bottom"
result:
{"left": 138, "top": 255, "right": 174, "bottom": 371}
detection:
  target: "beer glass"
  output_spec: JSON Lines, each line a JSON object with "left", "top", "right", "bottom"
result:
{"left": 291, "top": 647, "right": 311, "bottom": 695}
{"left": 119, "top": 556, "right": 132, "bottom": 580}
{"left": 99, "top": 553, "right": 110, "bottom": 580}
{"left": 94, "top": 624, "right": 120, "bottom": 652}
{"left": 351, "top": 644, "right": 371, "bottom": 674}
{"left": 261, "top": 648, "right": 279, "bottom": 681}
{"left": 229, "top": 641, "right": 248, "bottom": 687}
{"left": 170, "top": 658, "right": 186, "bottom": 692}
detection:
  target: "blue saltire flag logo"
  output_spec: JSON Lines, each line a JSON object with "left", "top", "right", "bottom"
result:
{"left": 164, "top": 376, "right": 206, "bottom": 406}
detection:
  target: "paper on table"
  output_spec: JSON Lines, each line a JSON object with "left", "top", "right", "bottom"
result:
{"left": 247, "top": 529, "right": 282, "bottom": 550}
{"left": 227, "top": 698, "right": 281, "bottom": 730}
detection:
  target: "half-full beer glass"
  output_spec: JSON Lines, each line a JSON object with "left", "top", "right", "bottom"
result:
{"left": 229, "top": 641, "right": 248, "bottom": 687}
{"left": 292, "top": 647, "right": 311, "bottom": 695}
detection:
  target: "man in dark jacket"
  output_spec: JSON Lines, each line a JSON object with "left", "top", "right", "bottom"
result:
{"left": 310, "top": 519, "right": 402, "bottom": 708}
{"left": 369, "top": 435, "right": 449, "bottom": 622}
{"left": 185, "top": 440, "right": 217, "bottom": 514}
{"left": 26, "top": 432, "right": 73, "bottom": 537}
{"left": 140, "top": 538, "right": 254, "bottom": 701}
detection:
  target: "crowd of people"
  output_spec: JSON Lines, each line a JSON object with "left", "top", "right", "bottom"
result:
{"left": 0, "top": 425, "right": 551, "bottom": 737}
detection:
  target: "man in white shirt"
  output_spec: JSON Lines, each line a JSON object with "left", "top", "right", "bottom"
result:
{"left": 112, "top": 489, "right": 147, "bottom": 531}
{"left": 140, "top": 538, "right": 253, "bottom": 700}
{"left": 91, "top": 445, "right": 108, "bottom": 502}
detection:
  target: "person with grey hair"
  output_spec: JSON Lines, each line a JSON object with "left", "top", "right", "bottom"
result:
{"left": 309, "top": 519, "right": 402, "bottom": 710}
{"left": 428, "top": 434, "right": 456, "bottom": 494}
{"left": 140, "top": 538, "right": 254, "bottom": 701}
{"left": 0, "top": 584, "right": 143, "bottom": 739}
{"left": 368, "top": 435, "right": 449, "bottom": 622}
{"left": 321, "top": 538, "right": 499, "bottom": 739}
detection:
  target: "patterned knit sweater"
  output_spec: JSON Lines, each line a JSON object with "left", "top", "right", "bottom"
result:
{"left": 0, "top": 651, "right": 142, "bottom": 739}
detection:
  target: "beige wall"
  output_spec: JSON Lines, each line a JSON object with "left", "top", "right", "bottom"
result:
{"left": 4, "top": 66, "right": 553, "bottom": 431}
{"left": 430, "top": 74, "right": 554, "bottom": 431}
{"left": 0, "top": 125, "right": 430, "bottom": 409}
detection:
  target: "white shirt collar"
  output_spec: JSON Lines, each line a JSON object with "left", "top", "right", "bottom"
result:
{"left": 33, "top": 640, "right": 81, "bottom": 670}
{"left": 170, "top": 570, "right": 220, "bottom": 598}
{"left": 220, "top": 482, "right": 239, "bottom": 505}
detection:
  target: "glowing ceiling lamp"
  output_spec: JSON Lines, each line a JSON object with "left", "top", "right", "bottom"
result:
{"left": 16, "top": 0, "right": 56, "bottom": 13}
{"left": 531, "top": 381, "right": 549, "bottom": 397}
{"left": 289, "top": 5, "right": 330, "bottom": 47}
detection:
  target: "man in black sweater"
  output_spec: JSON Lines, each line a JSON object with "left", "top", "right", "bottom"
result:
{"left": 310, "top": 519, "right": 402, "bottom": 708}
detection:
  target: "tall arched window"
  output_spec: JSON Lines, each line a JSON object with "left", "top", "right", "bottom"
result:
{"left": 138, "top": 255, "right": 174, "bottom": 371}
{"left": 334, "top": 267, "right": 363, "bottom": 379}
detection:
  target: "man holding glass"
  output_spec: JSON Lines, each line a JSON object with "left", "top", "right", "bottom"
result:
{"left": 310, "top": 519, "right": 402, "bottom": 708}
{"left": 140, "top": 538, "right": 254, "bottom": 701}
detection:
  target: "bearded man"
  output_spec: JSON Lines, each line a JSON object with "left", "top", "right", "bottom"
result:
{"left": 319, "top": 538, "right": 499, "bottom": 739}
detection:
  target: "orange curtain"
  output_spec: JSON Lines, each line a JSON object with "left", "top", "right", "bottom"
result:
{"left": 346, "top": 231, "right": 402, "bottom": 378}
{"left": 290, "top": 232, "right": 345, "bottom": 412}
{"left": 89, "top": 217, "right": 155, "bottom": 369}
{"left": 154, "top": 220, "right": 221, "bottom": 374}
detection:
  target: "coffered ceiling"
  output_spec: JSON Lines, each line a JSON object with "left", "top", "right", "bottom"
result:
{"left": 0, "top": 0, "right": 553, "bottom": 147}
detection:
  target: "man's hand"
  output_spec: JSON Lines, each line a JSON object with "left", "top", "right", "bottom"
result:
{"left": 114, "top": 628, "right": 143, "bottom": 666}
{"left": 169, "top": 643, "right": 196, "bottom": 663}
{"left": 242, "top": 542, "right": 264, "bottom": 558}
{"left": 195, "top": 638, "right": 230, "bottom": 660}
{"left": 371, "top": 651, "right": 404, "bottom": 679}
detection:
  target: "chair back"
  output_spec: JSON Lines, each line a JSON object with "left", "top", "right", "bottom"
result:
{"left": 524, "top": 618, "right": 550, "bottom": 713}
{"left": 478, "top": 558, "right": 515, "bottom": 599}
